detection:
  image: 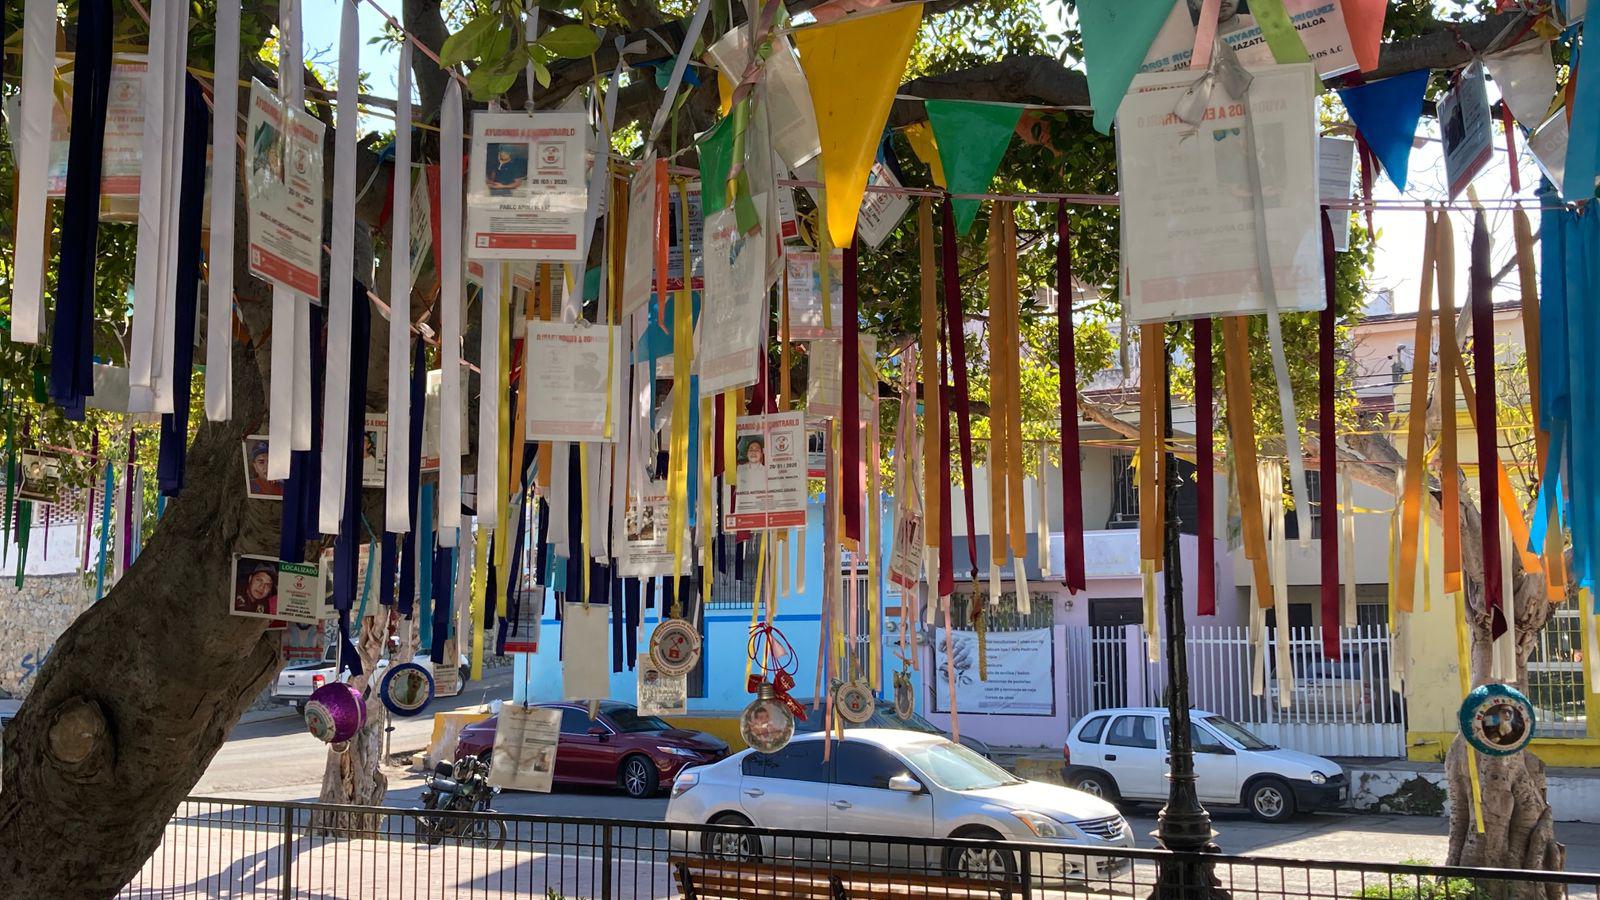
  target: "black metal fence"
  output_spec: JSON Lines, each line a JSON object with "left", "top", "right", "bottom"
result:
{"left": 119, "top": 797, "right": 1600, "bottom": 899}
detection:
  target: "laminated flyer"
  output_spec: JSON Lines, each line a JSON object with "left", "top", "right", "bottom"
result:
{"left": 466, "top": 111, "right": 587, "bottom": 261}
{"left": 422, "top": 368, "right": 468, "bottom": 472}
{"left": 659, "top": 183, "right": 704, "bottom": 293}
{"left": 806, "top": 335, "right": 879, "bottom": 420}
{"left": 361, "top": 414, "right": 388, "bottom": 487}
{"left": 1116, "top": 64, "right": 1323, "bottom": 323}
{"left": 1140, "top": 0, "right": 1357, "bottom": 80}
{"left": 725, "top": 412, "right": 808, "bottom": 530}
{"left": 888, "top": 510, "right": 925, "bottom": 591}
{"left": 489, "top": 704, "right": 562, "bottom": 792}
{"left": 785, "top": 251, "right": 845, "bottom": 339}
{"left": 18, "top": 54, "right": 148, "bottom": 199}
{"left": 622, "top": 158, "right": 663, "bottom": 317}
{"left": 1438, "top": 63, "right": 1493, "bottom": 200}
{"left": 245, "top": 79, "right": 327, "bottom": 298}
{"left": 637, "top": 659, "right": 688, "bottom": 716}
{"left": 1319, "top": 136, "right": 1355, "bottom": 252}
{"left": 857, "top": 161, "right": 913, "bottom": 250}
{"left": 618, "top": 479, "right": 692, "bottom": 576}
{"left": 698, "top": 201, "right": 769, "bottom": 398}
{"left": 230, "top": 554, "right": 322, "bottom": 625}
{"left": 523, "top": 322, "right": 622, "bottom": 442}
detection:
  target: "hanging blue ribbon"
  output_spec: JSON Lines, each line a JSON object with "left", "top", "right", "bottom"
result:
{"left": 50, "top": 0, "right": 113, "bottom": 421}
{"left": 155, "top": 76, "right": 211, "bottom": 494}
{"left": 94, "top": 461, "right": 114, "bottom": 600}
{"left": 279, "top": 304, "right": 327, "bottom": 561}
{"left": 428, "top": 540, "right": 454, "bottom": 665}
{"left": 418, "top": 482, "right": 435, "bottom": 648}
{"left": 397, "top": 338, "right": 428, "bottom": 616}
{"left": 332, "top": 283, "right": 374, "bottom": 674}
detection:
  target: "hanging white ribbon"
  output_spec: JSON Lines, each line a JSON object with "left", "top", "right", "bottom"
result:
{"left": 205, "top": 0, "right": 241, "bottom": 422}
{"left": 645, "top": 0, "right": 712, "bottom": 147}
{"left": 1339, "top": 467, "right": 1358, "bottom": 627}
{"left": 267, "top": 0, "right": 304, "bottom": 478}
{"left": 438, "top": 80, "right": 466, "bottom": 546}
{"left": 129, "top": 0, "right": 189, "bottom": 412}
{"left": 11, "top": 0, "right": 55, "bottom": 344}
{"left": 477, "top": 261, "right": 504, "bottom": 530}
{"left": 386, "top": 38, "right": 415, "bottom": 533}
{"left": 317, "top": 0, "right": 363, "bottom": 533}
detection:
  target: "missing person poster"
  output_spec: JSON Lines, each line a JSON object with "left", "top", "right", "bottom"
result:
{"left": 698, "top": 202, "right": 769, "bottom": 398}
{"left": 786, "top": 251, "right": 844, "bottom": 339}
{"left": 361, "top": 414, "right": 388, "bottom": 487}
{"left": 621, "top": 158, "right": 662, "bottom": 317}
{"left": 17, "top": 450, "right": 65, "bottom": 503}
{"left": 724, "top": 412, "right": 808, "bottom": 530}
{"left": 806, "top": 335, "right": 879, "bottom": 420}
{"left": 422, "top": 368, "right": 468, "bottom": 472}
{"left": 489, "top": 704, "right": 562, "bottom": 792}
{"left": 466, "top": 111, "right": 587, "bottom": 261}
{"left": 242, "top": 435, "right": 285, "bottom": 499}
{"left": 857, "top": 161, "right": 912, "bottom": 250}
{"left": 1117, "top": 64, "right": 1323, "bottom": 323}
{"left": 888, "top": 510, "right": 925, "bottom": 591}
{"left": 1319, "top": 136, "right": 1356, "bottom": 252}
{"left": 231, "top": 555, "right": 323, "bottom": 625}
{"left": 1140, "top": 0, "right": 1358, "bottom": 79}
{"left": 245, "top": 79, "right": 327, "bottom": 298}
{"left": 11, "top": 54, "right": 148, "bottom": 199}
{"left": 618, "top": 478, "right": 691, "bottom": 577}
{"left": 523, "top": 322, "right": 622, "bottom": 442}
{"left": 637, "top": 659, "right": 688, "bottom": 716}
{"left": 659, "top": 183, "right": 704, "bottom": 293}
{"left": 1439, "top": 63, "right": 1494, "bottom": 199}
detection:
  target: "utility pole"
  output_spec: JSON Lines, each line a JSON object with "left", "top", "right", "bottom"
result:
{"left": 1151, "top": 327, "right": 1226, "bottom": 899}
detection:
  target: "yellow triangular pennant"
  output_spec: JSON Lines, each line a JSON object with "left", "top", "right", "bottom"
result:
{"left": 793, "top": 4, "right": 922, "bottom": 248}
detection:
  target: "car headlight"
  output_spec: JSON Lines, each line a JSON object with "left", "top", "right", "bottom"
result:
{"left": 659, "top": 746, "right": 699, "bottom": 757}
{"left": 1010, "top": 810, "right": 1071, "bottom": 839}
{"left": 1309, "top": 771, "right": 1327, "bottom": 785}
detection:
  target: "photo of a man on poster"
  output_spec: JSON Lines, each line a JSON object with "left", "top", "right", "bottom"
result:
{"left": 486, "top": 143, "right": 528, "bottom": 195}
{"left": 233, "top": 558, "right": 279, "bottom": 617}
{"left": 1188, "top": 0, "right": 1250, "bottom": 30}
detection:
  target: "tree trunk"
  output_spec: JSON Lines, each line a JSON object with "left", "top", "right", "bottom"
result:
{"left": 0, "top": 340, "right": 280, "bottom": 897}
{"left": 312, "top": 614, "right": 390, "bottom": 836}
{"left": 1442, "top": 500, "right": 1564, "bottom": 891}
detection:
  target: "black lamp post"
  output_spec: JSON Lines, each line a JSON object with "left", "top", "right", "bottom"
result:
{"left": 1151, "top": 331, "right": 1226, "bottom": 899}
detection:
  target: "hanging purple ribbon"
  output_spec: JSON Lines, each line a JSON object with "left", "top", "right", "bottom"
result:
{"left": 397, "top": 338, "right": 427, "bottom": 616}
{"left": 1470, "top": 211, "right": 1506, "bottom": 638}
{"left": 940, "top": 201, "right": 979, "bottom": 578}
{"left": 1319, "top": 211, "right": 1341, "bottom": 658}
{"left": 937, "top": 318, "right": 956, "bottom": 600}
{"left": 428, "top": 543, "right": 454, "bottom": 665}
{"left": 279, "top": 303, "right": 327, "bottom": 562}
{"left": 49, "top": 0, "right": 113, "bottom": 421}
{"left": 332, "top": 282, "right": 373, "bottom": 675}
{"left": 155, "top": 76, "right": 211, "bottom": 494}
{"left": 1055, "top": 201, "right": 1086, "bottom": 593}
{"left": 842, "top": 239, "right": 862, "bottom": 544}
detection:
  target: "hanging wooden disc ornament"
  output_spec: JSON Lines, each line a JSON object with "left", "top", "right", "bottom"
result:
{"left": 740, "top": 681, "right": 795, "bottom": 754}
{"left": 1459, "top": 683, "right": 1536, "bottom": 757}
{"left": 893, "top": 669, "right": 914, "bottom": 720}
{"left": 835, "top": 680, "right": 875, "bottom": 724}
{"left": 305, "top": 682, "right": 366, "bottom": 745}
{"left": 379, "top": 662, "right": 436, "bottom": 717}
{"left": 650, "top": 619, "right": 702, "bottom": 677}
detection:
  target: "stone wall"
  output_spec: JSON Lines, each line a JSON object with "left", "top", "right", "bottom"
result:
{"left": 0, "top": 573, "right": 93, "bottom": 699}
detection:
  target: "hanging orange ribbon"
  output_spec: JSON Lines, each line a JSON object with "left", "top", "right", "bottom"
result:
{"left": 1223, "top": 317, "right": 1271, "bottom": 605}
{"left": 1395, "top": 212, "right": 1437, "bottom": 614}
{"left": 1435, "top": 212, "right": 1463, "bottom": 595}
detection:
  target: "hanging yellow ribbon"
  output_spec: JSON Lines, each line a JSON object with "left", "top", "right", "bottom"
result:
{"left": 1434, "top": 211, "right": 1463, "bottom": 595}
{"left": 700, "top": 394, "right": 716, "bottom": 612}
{"left": 535, "top": 265, "right": 554, "bottom": 491}
{"left": 1396, "top": 213, "right": 1437, "bottom": 614}
{"left": 722, "top": 390, "right": 739, "bottom": 486}
{"left": 578, "top": 442, "right": 593, "bottom": 602}
{"left": 818, "top": 189, "right": 834, "bottom": 333}
{"left": 1001, "top": 206, "right": 1027, "bottom": 578}
{"left": 1514, "top": 208, "right": 1565, "bottom": 599}
{"left": 866, "top": 410, "right": 882, "bottom": 691}
{"left": 987, "top": 208, "right": 1010, "bottom": 579}
{"left": 666, "top": 183, "right": 696, "bottom": 586}
{"left": 1223, "top": 317, "right": 1271, "bottom": 605}
{"left": 1453, "top": 553, "right": 1487, "bottom": 833}
{"left": 918, "top": 199, "right": 941, "bottom": 556}
{"left": 1139, "top": 322, "right": 1166, "bottom": 570}
{"left": 470, "top": 524, "right": 490, "bottom": 680}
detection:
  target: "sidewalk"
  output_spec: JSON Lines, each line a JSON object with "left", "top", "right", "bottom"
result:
{"left": 991, "top": 747, "right": 1600, "bottom": 824}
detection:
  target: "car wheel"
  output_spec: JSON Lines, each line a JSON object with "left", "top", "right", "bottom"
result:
{"left": 944, "top": 827, "right": 1017, "bottom": 883}
{"left": 702, "top": 813, "right": 761, "bottom": 862}
{"left": 1246, "top": 777, "right": 1297, "bottom": 823}
{"left": 621, "top": 755, "right": 659, "bottom": 799}
{"left": 293, "top": 700, "right": 307, "bottom": 717}
{"left": 1069, "top": 770, "right": 1122, "bottom": 806}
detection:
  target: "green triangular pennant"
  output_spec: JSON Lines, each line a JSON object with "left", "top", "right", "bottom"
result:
{"left": 925, "top": 99, "right": 1022, "bottom": 236}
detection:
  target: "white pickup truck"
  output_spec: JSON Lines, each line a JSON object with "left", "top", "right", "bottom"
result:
{"left": 271, "top": 646, "right": 470, "bottom": 712}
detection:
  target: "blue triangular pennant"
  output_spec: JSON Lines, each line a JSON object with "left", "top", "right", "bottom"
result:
{"left": 1337, "top": 69, "right": 1430, "bottom": 191}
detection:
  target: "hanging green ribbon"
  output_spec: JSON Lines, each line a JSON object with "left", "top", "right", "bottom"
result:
{"left": 1248, "top": 0, "right": 1311, "bottom": 65}
{"left": 15, "top": 501, "right": 32, "bottom": 588}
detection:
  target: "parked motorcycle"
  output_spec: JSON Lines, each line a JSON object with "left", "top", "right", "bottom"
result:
{"left": 417, "top": 755, "right": 505, "bottom": 847}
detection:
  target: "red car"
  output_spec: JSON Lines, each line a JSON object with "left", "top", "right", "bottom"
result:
{"left": 454, "top": 701, "right": 729, "bottom": 799}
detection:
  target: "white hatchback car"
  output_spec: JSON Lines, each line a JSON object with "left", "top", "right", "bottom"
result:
{"left": 1062, "top": 707, "right": 1347, "bottom": 822}
{"left": 667, "top": 729, "right": 1134, "bottom": 882}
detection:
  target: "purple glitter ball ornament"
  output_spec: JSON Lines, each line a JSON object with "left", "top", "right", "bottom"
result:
{"left": 304, "top": 682, "right": 366, "bottom": 744}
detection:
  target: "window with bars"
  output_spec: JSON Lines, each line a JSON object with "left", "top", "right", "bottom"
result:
{"left": 945, "top": 589, "right": 1054, "bottom": 632}
{"left": 1109, "top": 451, "right": 1138, "bottom": 528}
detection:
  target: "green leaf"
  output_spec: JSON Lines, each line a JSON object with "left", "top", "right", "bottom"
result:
{"left": 539, "top": 24, "right": 601, "bottom": 60}
{"left": 467, "top": 64, "right": 519, "bottom": 101}
{"left": 482, "top": 24, "right": 513, "bottom": 65}
{"left": 440, "top": 14, "right": 498, "bottom": 67}
{"left": 532, "top": 58, "right": 552, "bottom": 89}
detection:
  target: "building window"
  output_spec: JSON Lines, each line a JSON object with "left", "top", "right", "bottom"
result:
{"left": 1109, "top": 451, "right": 1139, "bottom": 528}
{"left": 1282, "top": 471, "right": 1323, "bottom": 540}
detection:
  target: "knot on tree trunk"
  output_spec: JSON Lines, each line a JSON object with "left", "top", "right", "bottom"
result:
{"left": 46, "top": 697, "right": 115, "bottom": 782}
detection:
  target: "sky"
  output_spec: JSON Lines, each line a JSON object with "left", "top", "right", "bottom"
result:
{"left": 292, "top": 0, "right": 1538, "bottom": 318}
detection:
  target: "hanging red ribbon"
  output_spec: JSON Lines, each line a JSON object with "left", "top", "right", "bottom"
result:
{"left": 1056, "top": 201, "right": 1087, "bottom": 594}
{"left": 938, "top": 317, "right": 957, "bottom": 600}
{"left": 1501, "top": 103, "right": 1522, "bottom": 195}
{"left": 1196, "top": 317, "right": 1216, "bottom": 616}
{"left": 940, "top": 201, "right": 979, "bottom": 578}
{"left": 1319, "top": 211, "right": 1341, "bottom": 659}
{"left": 1355, "top": 133, "right": 1376, "bottom": 238}
{"left": 1470, "top": 211, "right": 1506, "bottom": 638}
{"left": 842, "top": 239, "right": 862, "bottom": 544}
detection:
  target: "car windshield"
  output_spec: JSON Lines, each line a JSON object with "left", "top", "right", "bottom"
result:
{"left": 899, "top": 739, "right": 1022, "bottom": 791}
{"left": 869, "top": 703, "right": 940, "bottom": 734}
{"left": 606, "top": 707, "right": 671, "bottom": 733}
{"left": 1204, "top": 715, "right": 1275, "bottom": 750}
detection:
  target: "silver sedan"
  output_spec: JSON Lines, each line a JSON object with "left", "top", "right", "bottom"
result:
{"left": 666, "top": 728, "right": 1134, "bottom": 882}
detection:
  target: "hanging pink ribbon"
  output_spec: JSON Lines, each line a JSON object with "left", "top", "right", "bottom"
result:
{"left": 842, "top": 239, "right": 862, "bottom": 543}
{"left": 1056, "top": 201, "right": 1086, "bottom": 593}
{"left": 1196, "top": 317, "right": 1215, "bottom": 617}
{"left": 1319, "top": 212, "right": 1341, "bottom": 658}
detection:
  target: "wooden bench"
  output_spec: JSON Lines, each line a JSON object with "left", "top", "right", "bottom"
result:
{"left": 670, "top": 855, "right": 1016, "bottom": 900}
